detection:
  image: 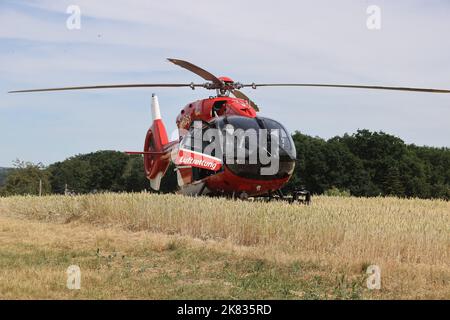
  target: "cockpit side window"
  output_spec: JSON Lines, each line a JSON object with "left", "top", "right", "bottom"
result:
{"left": 260, "top": 118, "right": 293, "bottom": 151}
{"left": 180, "top": 121, "right": 216, "bottom": 156}
{"left": 180, "top": 128, "right": 193, "bottom": 149}
{"left": 212, "top": 100, "right": 227, "bottom": 117}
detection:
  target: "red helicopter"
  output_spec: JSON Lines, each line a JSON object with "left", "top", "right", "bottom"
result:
{"left": 10, "top": 58, "right": 450, "bottom": 202}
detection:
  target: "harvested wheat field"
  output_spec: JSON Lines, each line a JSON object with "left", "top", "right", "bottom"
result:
{"left": 0, "top": 193, "right": 448, "bottom": 299}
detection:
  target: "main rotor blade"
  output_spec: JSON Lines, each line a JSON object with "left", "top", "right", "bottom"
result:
{"left": 244, "top": 83, "right": 450, "bottom": 93}
{"left": 8, "top": 83, "right": 203, "bottom": 93}
{"left": 232, "top": 90, "right": 260, "bottom": 112}
{"left": 167, "top": 58, "right": 222, "bottom": 84}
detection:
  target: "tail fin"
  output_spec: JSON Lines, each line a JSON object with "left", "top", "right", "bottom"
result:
{"left": 143, "top": 94, "right": 175, "bottom": 190}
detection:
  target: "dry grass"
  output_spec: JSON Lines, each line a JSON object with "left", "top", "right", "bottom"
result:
{"left": 0, "top": 193, "right": 449, "bottom": 299}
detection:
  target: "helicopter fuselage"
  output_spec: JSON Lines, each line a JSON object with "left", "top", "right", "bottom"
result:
{"left": 169, "top": 96, "right": 296, "bottom": 197}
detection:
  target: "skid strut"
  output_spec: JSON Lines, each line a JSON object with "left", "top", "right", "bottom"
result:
{"left": 248, "top": 189, "right": 311, "bottom": 205}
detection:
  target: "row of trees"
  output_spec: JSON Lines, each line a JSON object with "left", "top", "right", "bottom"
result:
{"left": 285, "top": 130, "right": 450, "bottom": 199}
{"left": 1, "top": 130, "right": 449, "bottom": 199}
{"left": 0, "top": 153, "right": 177, "bottom": 196}
{"left": 0, "top": 161, "right": 51, "bottom": 196}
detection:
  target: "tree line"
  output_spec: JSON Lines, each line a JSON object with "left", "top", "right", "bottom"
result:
{"left": 1, "top": 130, "right": 449, "bottom": 199}
{"left": 285, "top": 129, "right": 450, "bottom": 199}
{"left": 0, "top": 152, "right": 178, "bottom": 196}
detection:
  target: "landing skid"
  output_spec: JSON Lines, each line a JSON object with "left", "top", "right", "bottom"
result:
{"left": 178, "top": 182, "right": 311, "bottom": 205}
{"left": 178, "top": 181, "right": 209, "bottom": 196}
{"left": 249, "top": 189, "right": 311, "bottom": 205}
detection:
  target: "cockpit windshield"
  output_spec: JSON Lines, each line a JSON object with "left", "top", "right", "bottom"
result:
{"left": 212, "top": 116, "right": 296, "bottom": 159}
{"left": 258, "top": 117, "right": 295, "bottom": 155}
{"left": 179, "top": 116, "right": 296, "bottom": 161}
{"left": 179, "top": 116, "right": 296, "bottom": 179}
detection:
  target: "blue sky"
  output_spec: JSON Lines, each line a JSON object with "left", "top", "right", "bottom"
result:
{"left": 1, "top": 0, "right": 449, "bottom": 166}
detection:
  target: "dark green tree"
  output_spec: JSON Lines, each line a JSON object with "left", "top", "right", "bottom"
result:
{"left": 159, "top": 162, "right": 178, "bottom": 193}
{"left": 78, "top": 151, "right": 129, "bottom": 192}
{"left": 0, "top": 168, "right": 12, "bottom": 187}
{"left": 48, "top": 158, "right": 93, "bottom": 194}
{"left": 0, "top": 160, "right": 51, "bottom": 196}
{"left": 121, "top": 155, "right": 149, "bottom": 192}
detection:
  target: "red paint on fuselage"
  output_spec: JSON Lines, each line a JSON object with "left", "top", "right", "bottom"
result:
{"left": 176, "top": 96, "right": 257, "bottom": 131}
{"left": 172, "top": 96, "right": 294, "bottom": 197}
{"left": 205, "top": 167, "right": 290, "bottom": 197}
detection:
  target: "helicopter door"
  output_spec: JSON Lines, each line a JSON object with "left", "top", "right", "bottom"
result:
{"left": 175, "top": 125, "right": 222, "bottom": 182}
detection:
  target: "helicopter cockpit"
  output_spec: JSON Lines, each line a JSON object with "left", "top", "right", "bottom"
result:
{"left": 180, "top": 115, "right": 296, "bottom": 180}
